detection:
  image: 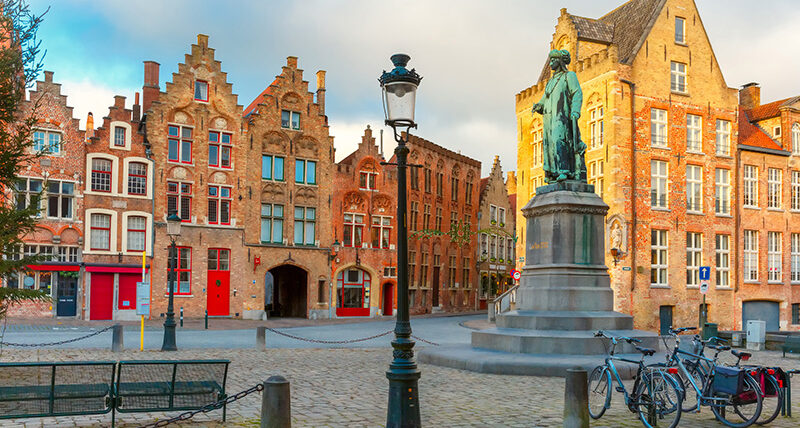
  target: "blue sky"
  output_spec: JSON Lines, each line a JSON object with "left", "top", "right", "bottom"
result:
{"left": 29, "top": 0, "right": 800, "bottom": 176}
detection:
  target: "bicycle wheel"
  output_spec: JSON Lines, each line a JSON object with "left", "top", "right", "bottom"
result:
{"left": 634, "top": 370, "right": 682, "bottom": 428}
{"left": 588, "top": 365, "right": 611, "bottom": 419}
{"left": 753, "top": 372, "right": 782, "bottom": 425}
{"left": 711, "top": 372, "right": 763, "bottom": 428}
{"left": 677, "top": 362, "right": 705, "bottom": 412}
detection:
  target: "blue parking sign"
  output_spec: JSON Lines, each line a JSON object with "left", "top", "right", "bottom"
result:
{"left": 699, "top": 266, "right": 711, "bottom": 281}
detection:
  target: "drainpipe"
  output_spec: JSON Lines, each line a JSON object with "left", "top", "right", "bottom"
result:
{"left": 620, "top": 79, "right": 636, "bottom": 310}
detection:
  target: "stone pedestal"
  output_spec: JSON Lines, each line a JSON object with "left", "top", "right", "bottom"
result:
{"left": 420, "top": 182, "right": 659, "bottom": 376}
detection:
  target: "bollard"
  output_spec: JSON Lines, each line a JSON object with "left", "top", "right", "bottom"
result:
{"left": 257, "top": 326, "right": 266, "bottom": 349}
{"left": 180, "top": 307, "right": 184, "bottom": 327}
{"left": 261, "top": 375, "right": 291, "bottom": 428}
{"left": 111, "top": 324, "right": 124, "bottom": 352}
{"left": 205, "top": 310, "right": 208, "bottom": 330}
{"left": 563, "top": 369, "right": 589, "bottom": 428}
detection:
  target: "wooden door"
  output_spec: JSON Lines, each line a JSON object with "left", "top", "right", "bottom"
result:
{"left": 207, "top": 249, "right": 230, "bottom": 316}
{"left": 659, "top": 306, "right": 673, "bottom": 336}
{"left": 432, "top": 267, "right": 440, "bottom": 307}
{"left": 382, "top": 283, "right": 393, "bottom": 316}
{"left": 89, "top": 273, "right": 114, "bottom": 320}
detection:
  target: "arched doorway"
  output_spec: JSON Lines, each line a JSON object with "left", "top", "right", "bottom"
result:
{"left": 336, "top": 267, "right": 371, "bottom": 317}
{"left": 382, "top": 282, "right": 394, "bottom": 316}
{"left": 268, "top": 265, "right": 307, "bottom": 318}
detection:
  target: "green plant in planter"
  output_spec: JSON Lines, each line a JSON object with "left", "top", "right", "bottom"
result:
{"left": 490, "top": 220, "right": 497, "bottom": 225}
{"left": 490, "top": 257, "right": 496, "bottom": 262}
{"left": 498, "top": 258, "right": 504, "bottom": 263}
{"left": 499, "top": 223, "right": 505, "bottom": 227}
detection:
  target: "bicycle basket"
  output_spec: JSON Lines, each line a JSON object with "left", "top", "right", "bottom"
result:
{"left": 713, "top": 366, "right": 744, "bottom": 395}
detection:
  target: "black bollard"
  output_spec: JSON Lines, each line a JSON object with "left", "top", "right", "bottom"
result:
{"left": 180, "top": 307, "right": 184, "bottom": 327}
{"left": 205, "top": 310, "right": 208, "bottom": 330}
{"left": 257, "top": 326, "right": 266, "bottom": 349}
{"left": 261, "top": 375, "right": 291, "bottom": 428}
{"left": 563, "top": 369, "right": 589, "bottom": 428}
{"left": 111, "top": 324, "right": 124, "bottom": 352}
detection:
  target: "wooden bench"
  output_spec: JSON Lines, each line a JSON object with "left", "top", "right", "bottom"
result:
{"left": 0, "top": 359, "right": 229, "bottom": 427}
{"left": 782, "top": 335, "right": 800, "bottom": 357}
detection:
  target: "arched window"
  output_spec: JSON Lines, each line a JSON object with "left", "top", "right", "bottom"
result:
{"left": 792, "top": 123, "right": 800, "bottom": 155}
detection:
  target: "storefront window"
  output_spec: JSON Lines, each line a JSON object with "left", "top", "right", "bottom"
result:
{"left": 336, "top": 268, "right": 371, "bottom": 316}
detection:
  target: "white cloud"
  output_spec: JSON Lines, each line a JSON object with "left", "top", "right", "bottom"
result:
{"left": 50, "top": 80, "right": 137, "bottom": 129}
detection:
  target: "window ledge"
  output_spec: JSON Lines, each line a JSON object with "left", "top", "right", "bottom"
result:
{"left": 792, "top": 282, "right": 800, "bottom": 285}
{"left": 650, "top": 285, "right": 671, "bottom": 289}
{"left": 651, "top": 207, "right": 671, "bottom": 212}
{"left": 209, "top": 166, "right": 234, "bottom": 172}
{"left": 768, "top": 281, "right": 783, "bottom": 285}
{"left": 671, "top": 90, "right": 690, "bottom": 97}
{"left": 743, "top": 281, "right": 760, "bottom": 285}
{"left": 790, "top": 210, "right": 800, "bottom": 214}
{"left": 651, "top": 145, "right": 671, "bottom": 150}
{"left": 686, "top": 150, "right": 705, "bottom": 155}
{"left": 675, "top": 42, "right": 688, "bottom": 47}
{"left": 767, "top": 208, "right": 784, "bottom": 212}
{"left": 715, "top": 213, "right": 733, "bottom": 218}
{"left": 715, "top": 287, "right": 733, "bottom": 291}
{"left": 686, "top": 285, "right": 699, "bottom": 289}
{"left": 743, "top": 206, "right": 761, "bottom": 210}
{"left": 687, "top": 211, "right": 705, "bottom": 216}
{"left": 715, "top": 154, "right": 733, "bottom": 159}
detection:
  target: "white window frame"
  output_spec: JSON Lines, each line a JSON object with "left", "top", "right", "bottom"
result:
{"left": 14, "top": 176, "right": 43, "bottom": 216}
{"left": 671, "top": 62, "right": 687, "bottom": 93}
{"left": 85, "top": 208, "right": 118, "bottom": 254}
{"left": 651, "top": 160, "right": 668, "bottom": 209}
{"left": 743, "top": 165, "right": 758, "bottom": 208}
{"left": 343, "top": 212, "right": 366, "bottom": 247}
{"left": 675, "top": 16, "right": 686, "bottom": 44}
{"left": 686, "top": 232, "right": 702, "bottom": 287}
{"left": 686, "top": 165, "right": 702, "bottom": 213}
{"left": 45, "top": 179, "right": 75, "bottom": 220}
{"left": 686, "top": 114, "right": 702, "bottom": 153}
{"left": 371, "top": 215, "right": 392, "bottom": 249}
{"left": 651, "top": 108, "right": 668, "bottom": 148}
{"left": 86, "top": 154, "right": 119, "bottom": 195}
{"left": 715, "top": 168, "right": 730, "bottom": 215}
{"left": 32, "top": 128, "right": 63, "bottom": 155}
{"left": 791, "top": 233, "right": 800, "bottom": 284}
{"left": 651, "top": 229, "right": 668, "bottom": 287}
{"left": 715, "top": 234, "right": 730, "bottom": 288}
{"left": 792, "top": 171, "right": 800, "bottom": 211}
{"left": 792, "top": 123, "right": 800, "bottom": 155}
{"left": 768, "top": 231, "right": 782, "bottom": 283}
{"left": 359, "top": 171, "right": 378, "bottom": 190}
{"left": 281, "top": 110, "right": 301, "bottom": 130}
{"left": 260, "top": 203, "right": 284, "bottom": 244}
{"left": 589, "top": 160, "right": 604, "bottom": 199}
{"left": 768, "top": 168, "right": 782, "bottom": 209}
{"left": 109, "top": 121, "right": 132, "bottom": 150}
{"left": 743, "top": 230, "right": 759, "bottom": 282}
{"left": 121, "top": 211, "right": 152, "bottom": 254}
{"left": 589, "top": 106, "right": 604, "bottom": 149}
{"left": 716, "top": 119, "right": 731, "bottom": 156}
{"left": 122, "top": 157, "right": 152, "bottom": 198}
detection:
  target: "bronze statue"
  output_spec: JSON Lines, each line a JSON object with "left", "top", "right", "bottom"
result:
{"left": 531, "top": 49, "right": 586, "bottom": 183}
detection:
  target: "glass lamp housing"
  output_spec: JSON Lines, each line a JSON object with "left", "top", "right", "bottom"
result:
{"left": 166, "top": 211, "right": 182, "bottom": 237}
{"left": 379, "top": 54, "right": 422, "bottom": 127}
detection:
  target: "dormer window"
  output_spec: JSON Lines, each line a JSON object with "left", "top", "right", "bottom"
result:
{"left": 359, "top": 171, "right": 377, "bottom": 190}
{"left": 194, "top": 80, "right": 208, "bottom": 102}
{"left": 114, "top": 126, "right": 126, "bottom": 146}
{"left": 33, "top": 130, "right": 61, "bottom": 154}
{"left": 281, "top": 110, "right": 300, "bottom": 130}
{"left": 675, "top": 17, "right": 686, "bottom": 44}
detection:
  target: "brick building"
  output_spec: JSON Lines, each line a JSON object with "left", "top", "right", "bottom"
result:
{"left": 404, "top": 134, "right": 481, "bottom": 313}
{"left": 516, "top": 0, "right": 741, "bottom": 332}
{"left": 477, "top": 156, "right": 516, "bottom": 309}
{"left": 82, "top": 93, "right": 153, "bottom": 321}
{"left": 331, "top": 126, "right": 398, "bottom": 317}
{"left": 243, "top": 56, "right": 334, "bottom": 320}
{"left": 4, "top": 71, "right": 85, "bottom": 318}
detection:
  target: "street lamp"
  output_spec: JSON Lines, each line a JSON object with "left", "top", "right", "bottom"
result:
{"left": 329, "top": 239, "right": 341, "bottom": 319}
{"left": 380, "top": 53, "right": 422, "bottom": 428}
{"left": 161, "top": 209, "right": 181, "bottom": 351}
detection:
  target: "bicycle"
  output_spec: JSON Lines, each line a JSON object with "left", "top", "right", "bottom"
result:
{"left": 659, "top": 327, "right": 763, "bottom": 428}
{"left": 588, "top": 330, "right": 683, "bottom": 428}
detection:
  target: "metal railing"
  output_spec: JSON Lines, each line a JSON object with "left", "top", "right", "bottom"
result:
{"left": 488, "top": 284, "right": 518, "bottom": 322}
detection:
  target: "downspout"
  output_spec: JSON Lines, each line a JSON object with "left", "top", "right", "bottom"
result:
{"left": 620, "top": 79, "right": 636, "bottom": 312}
{"left": 734, "top": 138, "right": 741, "bottom": 330}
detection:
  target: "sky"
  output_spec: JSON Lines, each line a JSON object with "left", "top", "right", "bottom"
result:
{"left": 27, "top": 0, "right": 800, "bottom": 176}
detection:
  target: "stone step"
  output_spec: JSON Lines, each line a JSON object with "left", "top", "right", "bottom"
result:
{"left": 496, "top": 310, "right": 634, "bottom": 331}
{"left": 472, "top": 327, "right": 661, "bottom": 355}
{"left": 517, "top": 286, "right": 614, "bottom": 312}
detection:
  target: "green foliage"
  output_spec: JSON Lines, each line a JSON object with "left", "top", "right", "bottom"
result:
{"left": 0, "top": 286, "right": 48, "bottom": 318}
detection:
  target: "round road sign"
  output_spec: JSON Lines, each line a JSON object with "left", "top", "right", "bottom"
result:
{"left": 512, "top": 270, "right": 521, "bottom": 281}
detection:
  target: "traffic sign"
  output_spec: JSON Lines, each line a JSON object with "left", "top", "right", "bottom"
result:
{"left": 699, "top": 266, "right": 711, "bottom": 281}
{"left": 136, "top": 281, "right": 150, "bottom": 316}
{"left": 699, "top": 280, "right": 709, "bottom": 295}
{"left": 511, "top": 270, "right": 521, "bottom": 281}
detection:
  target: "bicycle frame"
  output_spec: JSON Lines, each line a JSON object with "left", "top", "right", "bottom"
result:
{"left": 605, "top": 354, "right": 646, "bottom": 407}
{"left": 667, "top": 342, "right": 727, "bottom": 406}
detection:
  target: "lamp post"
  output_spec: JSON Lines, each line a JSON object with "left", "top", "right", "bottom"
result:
{"left": 380, "top": 53, "right": 422, "bottom": 428}
{"left": 329, "top": 239, "right": 341, "bottom": 320}
{"left": 161, "top": 210, "right": 181, "bottom": 352}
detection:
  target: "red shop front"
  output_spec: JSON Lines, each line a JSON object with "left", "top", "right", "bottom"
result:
{"left": 336, "top": 268, "right": 371, "bottom": 317}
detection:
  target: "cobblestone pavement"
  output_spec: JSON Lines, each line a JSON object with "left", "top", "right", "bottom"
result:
{"left": 2, "top": 347, "right": 800, "bottom": 427}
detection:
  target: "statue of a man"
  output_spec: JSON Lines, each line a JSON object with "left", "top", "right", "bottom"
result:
{"left": 531, "top": 49, "right": 586, "bottom": 183}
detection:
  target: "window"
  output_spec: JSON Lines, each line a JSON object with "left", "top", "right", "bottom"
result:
{"left": 462, "top": 257, "right": 470, "bottom": 287}
{"left": 651, "top": 160, "right": 668, "bottom": 209}
{"left": 167, "top": 181, "right": 192, "bottom": 221}
{"left": 793, "top": 303, "right": 800, "bottom": 325}
{"left": 498, "top": 237, "right": 506, "bottom": 260}
{"left": 675, "top": 17, "right": 685, "bottom": 43}
{"left": 208, "top": 131, "right": 232, "bottom": 168}
{"left": 410, "top": 202, "right": 419, "bottom": 230}
{"left": 715, "top": 234, "right": 730, "bottom": 288}
{"left": 774, "top": 126, "right": 781, "bottom": 138}
{"left": 410, "top": 166, "right": 419, "bottom": 190}
{"left": 47, "top": 180, "right": 74, "bottom": 219}
{"left": 793, "top": 123, "right": 800, "bottom": 155}
{"left": 715, "top": 119, "right": 730, "bottom": 156}
{"left": 450, "top": 211, "right": 458, "bottom": 230}
{"left": 768, "top": 168, "right": 782, "bottom": 209}
{"left": 194, "top": 80, "right": 208, "bottom": 101}
{"left": 57, "top": 246, "right": 80, "bottom": 263}
{"left": 261, "top": 155, "right": 285, "bottom": 181}
{"left": 671, "top": 62, "right": 687, "bottom": 93}
{"left": 436, "top": 172, "right": 443, "bottom": 197}
{"left": 435, "top": 207, "right": 442, "bottom": 231}
{"left": 451, "top": 176, "right": 459, "bottom": 201}
{"left": 14, "top": 178, "right": 42, "bottom": 213}
{"left": 768, "top": 232, "right": 782, "bottom": 282}
{"left": 294, "top": 207, "right": 316, "bottom": 245}
{"left": 743, "top": 230, "right": 759, "bottom": 282}
{"left": 792, "top": 233, "right": 800, "bottom": 283}
{"left": 424, "top": 168, "right": 432, "bottom": 193}
{"left": 409, "top": 251, "right": 417, "bottom": 286}
{"left": 168, "top": 125, "right": 193, "bottom": 164}
{"left": 383, "top": 266, "right": 397, "bottom": 278}
{"left": 33, "top": 130, "right": 61, "bottom": 154}
{"left": 207, "top": 185, "right": 231, "bottom": 225}
{"left": 114, "top": 126, "right": 126, "bottom": 147}
{"left": 532, "top": 128, "right": 543, "bottom": 166}
{"left": 171, "top": 247, "right": 191, "bottom": 294}
{"left": 465, "top": 182, "right": 473, "bottom": 204}
{"left": 127, "top": 216, "right": 146, "bottom": 252}
{"left": 651, "top": 108, "right": 667, "bottom": 147}
{"left": 91, "top": 158, "right": 112, "bottom": 192}
{"left": 90, "top": 213, "right": 111, "bottom": 251}
{"left": 507, "top": 239, "right": 514, "bottom": 263}
{"left": 208, "top": 249, "right": 230, "bottom": 275}
{"left": 686, "top": 114, "right": 702, "bottom": 152}
{"left": 295, "top": 159, "right": 317, "bottom": 185}
{"left": 715, "top": 168, "right": 730, "bottom": 215}
{"left": 686, "top": 232, "right": 702, "bottom": 286}
{"left": 480, "top": 233, "right": 488, "bottom": 259}
{"left": 686, "top": 165, "right": 702, "bottom": 213}
{"left": 420, "top": 252, "right": 429, "bottom": 288}
{"left": 281, "top": 110, "right": 300, "bottom": 130}
{"left": 589, "top": 160, "right": 604, "bottom": 198}
{"left": 360, "top": 171, "right": 377, "bottom": 190}
{"left": 589, "top": 106, "right": 604, "bottom": 149}
{"left": 422, "top": 204, "right": 431, "bottom": 230}
{"left": 490, "top": 235, "right": 497, "bottom": 259}
{"left": 448, "top": 255, "right": 457, "bottom": 286}
{"left": 499, "top": 208, "right": 506, "bottom": 226}
{"left": 127, "top": 162, "right": 147, "bottom": 195}
{"left": 371, "top": 215, "right": 391, "bottom": 249}
{"left": 260, "top": 204, "right": 284, "bottom": 244}
{"left": 792, "top": 171, "right": 800, "bottom": 211}
{"left": 743, "top": 165, "right": 758, "bottom": 208}
{"left": 343, "top": 213, "right": 365, "bottom": 247}
{"left": 490, "top": 205, "right": 497, "bottom": 223}
{"left": 651, "top": 229, "right": 668, "bottom": 287}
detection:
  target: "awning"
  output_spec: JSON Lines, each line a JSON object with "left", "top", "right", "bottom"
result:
{"left": 86, "top": 266, "right": 148, "bottom": 274}
{"left": 26, "top": 265, "right": 80, "bottom": 272}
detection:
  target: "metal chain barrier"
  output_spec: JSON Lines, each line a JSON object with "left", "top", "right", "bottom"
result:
{"left": 411, "top": 334, "right": 440, "bottom": 346}
{"left": 265, "top": 326, "right": 393, "bottom": 344}
{"left": 138, "top": 383, "right": 264, "bottom": 428}
{"left": 0, "top": 325, "right": 115, "bottom": 348}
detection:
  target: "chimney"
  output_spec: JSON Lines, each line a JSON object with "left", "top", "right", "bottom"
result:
{"left": 142, "top": 61, "right": 160, "bottom": 113}
{"left": 739, "top": 82, "right": 761, "bottom": 109}
{"left": 316, "top": 70, "right": 326, "bottom": 115}
{"left": 114, "top": 95, "right": 126, "bottom": 109}
{"left": 133, "top": 92, "right": 141, "bottom": 122}
{"left": 43, "top": 71, "right": 54, "bottom": 83}
{"left": 86, "top": 112, "right": 94, "bottom": 140}
{"left": 287, "top": 56, "right": 298, "bottom": 68}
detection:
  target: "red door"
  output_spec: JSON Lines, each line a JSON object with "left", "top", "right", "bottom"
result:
{"left": 118, "top": 274, "right": 138, "bottom": 310}
{"left": 90, "top": 273, "right": 114, "bottom": 320}
{"left": 382, "top": 283, "right": 393, "bottom": 316}
{"left": 207, "top": 249, "right": 230, "bottom": 316}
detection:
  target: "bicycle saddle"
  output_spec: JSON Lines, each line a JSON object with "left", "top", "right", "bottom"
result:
{"left": 731, "top": 349, "right": 751, "bottom": 359}
{"left": 635, "top": 345, "right": 656, "bottom": 356}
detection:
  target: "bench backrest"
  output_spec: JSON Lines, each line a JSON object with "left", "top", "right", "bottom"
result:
{"left": 0, "top": 361, "right": 115, "bottom": 419}
{"left": 785, "top": 336, "right": 800, "bottom": 346}
{"left": 115, "top": 360, "right": 229, "bottom": 413}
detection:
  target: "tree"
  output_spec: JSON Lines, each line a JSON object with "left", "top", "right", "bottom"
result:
{"left": 0, "top": 0, "right": 49, "bottom": 318}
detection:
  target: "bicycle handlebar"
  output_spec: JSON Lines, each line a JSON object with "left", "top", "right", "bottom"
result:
{"left": 668, "top": 326, "right": 697, "bottom": 335}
